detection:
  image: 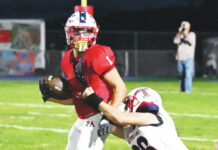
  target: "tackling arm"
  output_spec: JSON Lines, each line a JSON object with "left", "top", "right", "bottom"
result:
{"left": 98, "top": 102, "right": 159, "bottom": 126}
{"left": 82, "top": 87, "right": 159, "bottom": 126}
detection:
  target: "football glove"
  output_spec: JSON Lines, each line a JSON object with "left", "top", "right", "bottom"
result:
{"left": 39, "top": 76, "right": 72, "bottom": 102}
{"left": 39, "top": 78, "right": 51, "bottom": 102}
{"left": 97, "top": 117, "right": 112, "bottom": 137}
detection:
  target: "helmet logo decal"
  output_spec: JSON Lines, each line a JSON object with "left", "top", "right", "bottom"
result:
{"left": 134, "top": 88, "right": 150, "bottom": 98}
{"left": 79, "top": 12, "right": 86, "bottom": 23}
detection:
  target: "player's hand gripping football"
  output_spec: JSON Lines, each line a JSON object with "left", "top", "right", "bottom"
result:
{"left": 39, "top": 75, "right": 72, "bottom": 102}
{"left": 39, "top": 77, "right": 51, "bottom": 102}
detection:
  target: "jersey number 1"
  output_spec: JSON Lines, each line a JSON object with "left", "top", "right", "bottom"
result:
{"left": 106, "top": 56, "right": 113, "bottom": 65}
{"left": 132, "top": 136, "right": 156, "bottom": 150}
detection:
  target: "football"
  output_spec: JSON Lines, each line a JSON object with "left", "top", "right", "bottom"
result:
{"left": 47, "top": 75, "right": 72, "bottom": 100}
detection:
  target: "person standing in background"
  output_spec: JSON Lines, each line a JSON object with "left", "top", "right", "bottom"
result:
{"left": 173, "top": 21, "right": 196, "bottom": 93}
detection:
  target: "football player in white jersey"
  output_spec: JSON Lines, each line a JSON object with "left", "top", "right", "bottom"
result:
{"left": 82, "top": 87, "right": 189, "bottom": 150}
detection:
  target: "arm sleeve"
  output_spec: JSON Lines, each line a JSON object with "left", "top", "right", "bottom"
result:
{"left": 173, "top": 34, "right": 181, "bottom": 44}
{"left": 92, "top": 47, "right": 115, "bottom": 76}
{"left": 186, "top": 32, "right": 196, "bottom": 47}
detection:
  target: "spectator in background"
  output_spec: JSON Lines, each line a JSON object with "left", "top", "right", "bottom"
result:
{"left": 173, "top": 21, "right": 196, "bottom": 93}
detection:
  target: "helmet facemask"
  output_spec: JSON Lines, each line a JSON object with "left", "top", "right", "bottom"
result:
{"left": 65, "top": 27, "right": 98, "bottom": 52}
{"left": 124, "top": 95, "right": 140, "bottom": 112}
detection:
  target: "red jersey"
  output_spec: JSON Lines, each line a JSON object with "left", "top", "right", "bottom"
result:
{"left": 61, "top": 44, "right": 115, "bottom": 119}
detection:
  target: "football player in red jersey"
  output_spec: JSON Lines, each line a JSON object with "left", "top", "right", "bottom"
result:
{"left": 40, "top": 11, "right": 126, "bottom": 150}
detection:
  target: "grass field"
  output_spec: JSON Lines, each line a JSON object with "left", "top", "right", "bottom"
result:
{"left": 0, "top": 78, "right": 218, "bottom": 150}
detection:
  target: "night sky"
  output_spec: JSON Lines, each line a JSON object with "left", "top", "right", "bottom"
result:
{"left": 0, "top": 0, "right": 218, "bottom": 32}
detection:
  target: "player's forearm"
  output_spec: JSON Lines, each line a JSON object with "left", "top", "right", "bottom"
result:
{"left": 47, "top": 98, "right": 74, "bottom": 105}
{"left": 99, "top": 102, "right": 159, "bottom": 125}
{"left": 99, "top": 102, "right": 123, "bottom": 124}
{"left": 99, "top": 102, "right": 159, "bottom": 126}
{"left": 118, "top": 112, "right": 160, "bottom": 126}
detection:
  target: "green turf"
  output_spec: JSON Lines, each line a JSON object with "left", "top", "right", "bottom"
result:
{"left": 0, "top": 78, "right": 217, "bottom": 150}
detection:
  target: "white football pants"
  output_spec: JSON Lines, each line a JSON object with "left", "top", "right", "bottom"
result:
{"left": 65, "top": 113, "right": 107, "bottom": 150}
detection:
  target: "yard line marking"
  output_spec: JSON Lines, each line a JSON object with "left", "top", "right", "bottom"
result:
{"left": 0, "top": 124, "right": 69, "bottom": 133}
{"left": 195, "top": 91, "right": 218, "bottom": 96}
{"left": 169, "top": 112, "right": 218, "bottom": 119}
{"left": 158, "top": 91, "right": 218, "bottom": 96}
{"left": 0, "top": 124, "right": 216, "bottom": 142}
{"left": 181, "top": 137, "right": 213, "bottom": 142}
{"left": 158, "top": 91, "right": 179, "bottom": 94}
{"left": 0, "top": 102, "right": 72, "bottom": 109}
{"left": 9, "top": 116, "right": 34, "bottom": 120}
{"left": 28, "top": 112, "right": 72, "bottom": 117}
{"left": 1, "top": 102, "right": 218, "bottom": 119}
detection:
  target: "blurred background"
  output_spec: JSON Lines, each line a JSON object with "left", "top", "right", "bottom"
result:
{"left": 0, "top": 0, "right": 218, "bottom": 78}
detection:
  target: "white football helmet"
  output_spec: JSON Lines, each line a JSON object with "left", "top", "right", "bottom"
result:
{"left": 123, "top": 87, "right": 162, "bottom": 112}
{"left": 64, "top": 11, "right": 99, "bottom": 52}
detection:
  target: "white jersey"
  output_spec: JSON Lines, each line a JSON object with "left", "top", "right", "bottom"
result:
{"left": 123, "top": 87, "right": 188, "bottom": 150}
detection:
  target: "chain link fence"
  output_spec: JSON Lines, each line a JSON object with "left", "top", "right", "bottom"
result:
{"left": 43, "top": 50, "right": 177, "bottom": 78}
{"left": 43, "top": 31, "right": 218, "bottom": 77}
